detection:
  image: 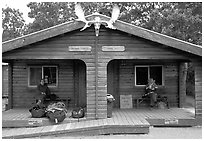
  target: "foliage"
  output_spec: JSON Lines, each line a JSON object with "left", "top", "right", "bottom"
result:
{"left": 142, "top": 2, "right": 202, "bottom": 45}
{"left": 2, "top": 7, "right": 25, "bottom": 41}
{"left": 25, "top": 2, "right": 75, "bottom": 33}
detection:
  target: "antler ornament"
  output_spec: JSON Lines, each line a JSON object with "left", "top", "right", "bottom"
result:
{"left": 74, "top": 3, "right": 120, "bottom": 36}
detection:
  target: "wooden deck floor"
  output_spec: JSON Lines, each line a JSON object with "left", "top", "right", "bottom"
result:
{"left": 2, "top": 108, "right": 196, "bottom": 138}
{"left": 2, "top": 108, "right": 195, "bottom": 128}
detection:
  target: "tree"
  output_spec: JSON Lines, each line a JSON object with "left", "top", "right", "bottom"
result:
{"left": 25, "top": 2, "right": 116, "bottom": 33}
{"left": 81, "top": 2, "right": 202, "bottom": 45}
{"left": 26, "top": 2, "right": 76, "bottom": 33}
{"left": 2, "top": 7, "right": 25, "bottom": 41}
{"left": 143, "top": 2, "right": 202, "bottom": 45}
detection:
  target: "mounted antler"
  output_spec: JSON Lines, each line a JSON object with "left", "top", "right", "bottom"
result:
{"left": 105, "top": 4, "right": 120, "bottom": 29}
{"left": 74, "top": 3, "right": 90, "bottom": 31}
{"left": 74, "top": 3, "right": 120, "bottom": 34}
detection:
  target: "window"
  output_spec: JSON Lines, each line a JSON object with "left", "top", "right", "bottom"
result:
{"left": 28, "top": 66, "right": 58, "bottom": 87}
{"left": 135, "top": 65, "right": 163, "bottom": 86}
{"left": 135, "top": 66, "right": 148, "bottom": 85}
{"left": 29, "top": 66, "right": 42, "bottom": 86}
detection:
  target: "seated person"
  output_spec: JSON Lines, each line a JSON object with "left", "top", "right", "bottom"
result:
{"left": 36, "top": 79, "right": 51, "bottom": 105}
{"left": 145, "top": 78, "right": 158, "bottom": 107}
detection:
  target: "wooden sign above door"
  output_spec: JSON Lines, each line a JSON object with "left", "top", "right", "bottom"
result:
{"left": 102, "top": 46, "right": 125, "bottom": 52}
{"left": 68, "top": 46, "right": 92, "bottom": 51}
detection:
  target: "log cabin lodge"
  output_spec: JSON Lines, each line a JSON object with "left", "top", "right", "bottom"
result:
{"left": 2, "top": 13, "right": 202, "bottom": 122}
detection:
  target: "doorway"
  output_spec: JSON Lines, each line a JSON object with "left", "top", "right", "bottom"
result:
{"left": 74, "top": 60, "right": 87, "bottom": 107}
{"left": 107, "top": 60, "right": 119, "bottom": 108}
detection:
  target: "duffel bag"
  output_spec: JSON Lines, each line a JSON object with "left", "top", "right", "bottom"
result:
{"left": 46, "top": 109, "right": 66, "bottom": 123}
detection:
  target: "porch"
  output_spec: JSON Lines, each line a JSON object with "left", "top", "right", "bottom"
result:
{"left": 2, "top": 108, "right": 195, "bottom": 128}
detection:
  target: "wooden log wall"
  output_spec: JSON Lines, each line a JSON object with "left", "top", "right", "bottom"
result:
{"left": 193, "top": 61, "right": 202, "bottom": 123}
{"left": 164, "top": 63, "right": 179, "bottom": 107}
{"left": 117, "top": 60, "right": 179, "bottom": 108}
{"left": 11, "top": 60, "right": 75, "bottom": 108}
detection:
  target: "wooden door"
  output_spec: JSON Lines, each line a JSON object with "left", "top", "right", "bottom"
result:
{"left": 74, "top": 60, "right": 86, "bottom": 107}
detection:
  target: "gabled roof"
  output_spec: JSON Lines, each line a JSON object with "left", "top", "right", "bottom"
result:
{"left": 2, "top": 13, "right": 202, "bottom": 56}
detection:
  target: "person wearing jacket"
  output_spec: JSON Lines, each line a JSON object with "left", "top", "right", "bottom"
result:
{"left": 145, "top": 78, "right": 158, "bottom": 107}
{"left": 36, "top": 79, "right": 51, "bottom": 104}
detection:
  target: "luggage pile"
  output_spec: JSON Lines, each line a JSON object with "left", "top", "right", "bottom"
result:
{"left": 46, "top": 102, "right": 67, "bottom": 123}
{"left": 29, "top": 101, "right": 68, "bottom": 124}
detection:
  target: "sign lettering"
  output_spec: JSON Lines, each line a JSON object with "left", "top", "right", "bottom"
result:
{"left": 120, "top": 95, "right": 133, "bottom": 109}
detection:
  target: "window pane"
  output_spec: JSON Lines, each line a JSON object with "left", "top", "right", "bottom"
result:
{"left": 30, "top": 67, "right": 42, "bottom": 86}
{"left": 136, "top": 67, "right": 148, "bottom": 85}
{"left": 43, "top": 67, "right": 57, "bottom": 86}
{"left": 150, "top": 66, "right": 162, "bottom": 85}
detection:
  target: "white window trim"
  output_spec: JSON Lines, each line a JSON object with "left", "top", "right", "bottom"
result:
{"left": 28, "top": 65, "right": 58, "bottom": 87}
{"left": 135, "top": 65, "right": 164, "bottom": 86}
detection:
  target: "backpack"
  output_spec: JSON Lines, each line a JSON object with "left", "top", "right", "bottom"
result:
{"left": 71, "top": 107, "right": 85, "bottom": 118}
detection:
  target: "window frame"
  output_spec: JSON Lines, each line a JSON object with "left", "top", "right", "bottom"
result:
{"left": 135, "top": 65, "right": 164, "bottom": 86}
{"left": 28, "top": 65, "right": 58, "bottom": 87}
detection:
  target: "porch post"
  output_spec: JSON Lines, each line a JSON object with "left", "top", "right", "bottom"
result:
{"left": 193, "top": 61, "right": 202, "bottom": 125}
{"left": 178, "top": 62, "right": 187, "bottom": 108}
{"left": 86, "top": 63, "right": 96, "bottom": 119}
{"left": 85, "top": 60, "right": 108, "bottom": 119}
{"left": 96, "top": 61, "right": 108, "bottom": 119}
{"left": 86, "top": 64, "right": 96, "bottom": 119}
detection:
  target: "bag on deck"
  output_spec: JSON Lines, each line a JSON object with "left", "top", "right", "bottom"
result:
{"left": 71, "top": 107, "right": 85, "bottom": 118}
{"left": 46, "top": 109, "right": 66, "bottom": 123}
{"left": 46, "top": 102, "right": 67, "bottom": 123}
{"left": 29, "top": 104, "right": 46, "bottom": 118}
